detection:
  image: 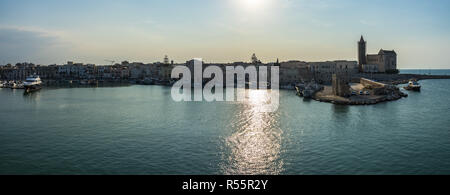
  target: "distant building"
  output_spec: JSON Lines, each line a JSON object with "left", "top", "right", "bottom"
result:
{"left": 164, "top": 55, "right": 170, "bottom": 65}
{"left": 309, "top": 60, "right": 358, "bottom": 84}
{"left": 280, "top": 61, "right": 310, "bottom": 84}
{"left": 358, "top": 36, "right": 367, "bottom": 71}
{"left": 332, "top": 74, "right": 351, "bottom": 97}
{"left": 362, "top": 64, "right": 378, "bottom": 73}
{"left": 358, "top": 36, "right": 398, "bottom": 73}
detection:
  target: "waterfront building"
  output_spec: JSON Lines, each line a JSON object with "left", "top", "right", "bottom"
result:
{"left": 160, "top": 63, "right": 173, "bottom": 82}
{"left": 120, "top": 67, "right": 130, "bottom": 80}
{"left": 1, "top": 36, "right": 396, "bottom": 84}
{"left": 129, "top": 63, "right": 146, "bottom": 80}
{"left": 335, "top": 60, "right": 359, "bottom": 74}
{"left": 366, "top": 49, "right": 397, "bottom": 73}
{"left": 280, "top": 61, "right": 310, "bottom": 84}
{"left": 332, "top": 73, "right": 351, "bottom": 97}
{"left": 158, "top": 56, "right": 174, "bottom": 82}
{"left": 358, "top": 36, "right": 367, "bottom": 71}
{"left": 35, "top": 65, "right": 58, "bottom": 79}
{"left": 362, "top": 64, "right": 379, "bottom": 73}
{"left": 308, "top": 60, "right": 357, "bottom": 84}
{"left": 97, "top": 66, "right": 113, "bottom": 80}
{"left": 358, "top": 36, "right": 398, "bottom": 73}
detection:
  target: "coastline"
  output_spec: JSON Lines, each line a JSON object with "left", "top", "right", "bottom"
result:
{"left": 2, "top": 73, "right": 450, "bottom": 89}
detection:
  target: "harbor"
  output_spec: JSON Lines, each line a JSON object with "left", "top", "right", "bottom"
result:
{"left": 2, "top": 0, "right": 450, "bottom": 180}
{"left": 2, "top": 36, "right": 450, "bottom": 100}
{"left": 2, "top": 71, "right": 449, "bottom": 101}
{"left": 2, "top": 77, "right": 450, "bottom": 175}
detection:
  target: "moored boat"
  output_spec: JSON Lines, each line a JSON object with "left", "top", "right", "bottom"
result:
{"left": 24, "top": 75, "right": 43, "bottom": 93}
{"left": 11, "top": 82, "right": 24, "bottom": 89}
{"left": 404, "top": 80, "right": 421, "bottom": 91}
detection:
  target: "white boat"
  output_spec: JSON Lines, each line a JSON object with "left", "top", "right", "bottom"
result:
{"left": 10, "top": 82, "right": 22, "bottom": 89}
{"left": 14, "top": 83, "right": 25, "bottom": 89}
{"left": 24, "top": 75, "right": 43, "bottom": 92}
{"left": 404, "top": 80, "right": 421, "bottom": 91}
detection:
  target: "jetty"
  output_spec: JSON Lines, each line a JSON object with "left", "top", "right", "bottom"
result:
{"left": 352, "top": 73, "right": 450, "bottom": 85}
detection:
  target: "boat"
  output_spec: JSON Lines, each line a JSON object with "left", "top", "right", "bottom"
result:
{"left": 404, "top": 80, "right": 421, "bottom": 91}
{"left": 23, "top": 75, "right": 43, "bottom": 93}
{"left": 295, "top": 86, "right": 303, "bottom": 97}
{"left": 143, "top": 78, "right": 154, "bottom": 85}
{"left": 80, "top": 80, "right": 88, "bottom": 85}
{"left": 295, "top": 82, "right": 322, "bottom": 99}
{"left": 88, "top": 80, "right": 98, "bottom": 86}
{"left": 302, "top": 88, "right": 314, "bottom": 99}
{"left": 11, "top": 82, "right": 24, "bottom": 89}
{"left": 3, "top": 81, "right": 10, "bottom": 88}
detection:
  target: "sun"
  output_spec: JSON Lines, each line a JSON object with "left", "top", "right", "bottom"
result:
{"left": 243, "top": 0, "right": 264, "bottom": 8}
{"left": 229, "top": 0, "right": 274, "bottom": 17}
{"left": 236, "top": 0, "right": 270, "bottom": 11}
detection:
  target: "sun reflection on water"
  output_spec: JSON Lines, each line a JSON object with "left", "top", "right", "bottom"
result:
{"left": 221, "top": 89, "right": 284, "bottom": 175}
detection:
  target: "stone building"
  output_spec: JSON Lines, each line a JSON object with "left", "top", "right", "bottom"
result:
{"left": 332, "top": 74, "right": 351, "bottom": 97}
{"left": 358, "top": 36, "right": 398, "bottom": 73}
{"left": 358, "top": 36, "right": 367, "bottom": 72}
{"left": 160, "top": 56, "right": 174, "bottom": 82}
{"left": 280, "top": 61, "right": 311, "bottom": 85}
{"left": 309, "top": 60, "right": 358, "bottom": 84}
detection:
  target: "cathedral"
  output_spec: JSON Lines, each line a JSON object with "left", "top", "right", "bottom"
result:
{"left": 358, "top": 36, "right": 398, "bottom": 73}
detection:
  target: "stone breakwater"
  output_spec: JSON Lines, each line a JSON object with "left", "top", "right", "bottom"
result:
{"left": 312, "top": 85, "right": 408, "bottom": 106}
{"left": 352, "top": 73, "right": 450, "bottom": 85}
{"left": 314, "top": 90, "right": 408, "bottom": 105}
{"left": 308, "top": 73, "right": 450, "bottom": 106}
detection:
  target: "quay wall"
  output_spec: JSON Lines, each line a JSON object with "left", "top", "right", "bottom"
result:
{"left": 360, "top": 78, "right": 386, "bottom": 88}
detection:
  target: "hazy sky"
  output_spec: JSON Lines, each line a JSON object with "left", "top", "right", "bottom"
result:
{"left": 1, "top": 0, "right": 449, "bottom": 68}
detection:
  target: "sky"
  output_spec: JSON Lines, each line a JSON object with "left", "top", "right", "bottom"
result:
{"left": 0, "top": 0, "right": 449, "bottom": 68}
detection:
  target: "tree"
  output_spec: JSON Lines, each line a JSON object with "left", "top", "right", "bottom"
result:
{"left": 251, "top": 53, "right": 261, "bottom": 64}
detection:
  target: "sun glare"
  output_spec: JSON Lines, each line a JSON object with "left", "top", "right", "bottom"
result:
{"left": 243, "top": 0, "right": 263, "bottom": 8}
{"left": 236, "top": 0, "right": 270, "bottom": 11}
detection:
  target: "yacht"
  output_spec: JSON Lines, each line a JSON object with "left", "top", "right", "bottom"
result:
{"left": 24, "top": 75, "right": 43, "bottom": 92}
{"left": 404, "top": 80, "right": 421, "bottom": 91}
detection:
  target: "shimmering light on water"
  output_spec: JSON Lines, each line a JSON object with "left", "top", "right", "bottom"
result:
{"left": 221, "top": 90, "right": 283, "bottom": 175}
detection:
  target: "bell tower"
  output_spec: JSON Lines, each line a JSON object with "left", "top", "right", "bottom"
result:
{"left": 358, "top": 35, "right": 367, "bottom": 72}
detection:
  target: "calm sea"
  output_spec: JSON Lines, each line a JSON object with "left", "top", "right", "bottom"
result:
{"left": 1, "top": 70, "right": 450, "bottom": 175}
{"left": 401, "top": 69, "right": 450, "bottom": 75}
